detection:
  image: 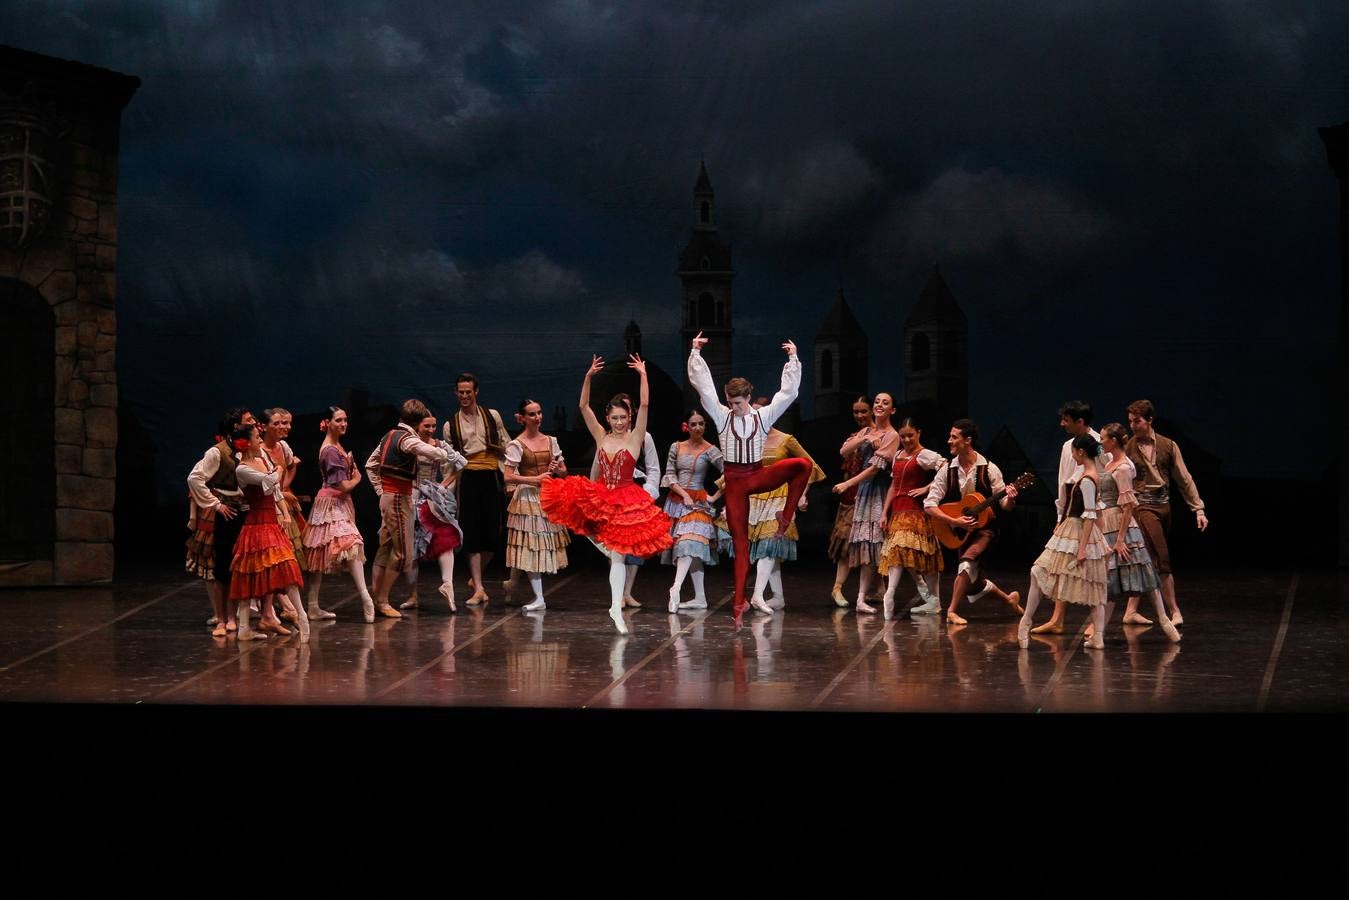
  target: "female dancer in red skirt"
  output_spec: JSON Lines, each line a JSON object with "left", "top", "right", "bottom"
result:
{"left": 540, "top": 354, "right": 673, "bottom": 633}
{"left": 229, "top": 422, "right": 309, "bottom": 642}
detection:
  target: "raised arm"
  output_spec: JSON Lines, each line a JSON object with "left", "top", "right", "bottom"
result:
{"left": 578, "top": 355, "right": 606, "bottom": 443}
{"left": 757, "top": 339, "right": 802, "bottom": 430}
{"left": 686, "top": 332, "right": 728, "bottom": 432}
{"left": 628, "top": 354, "right": 651, "bottom": 454}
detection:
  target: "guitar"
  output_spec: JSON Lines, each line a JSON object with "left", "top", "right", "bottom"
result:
{"left": 930, "top": 471, "right": 1036, "bottom": 550}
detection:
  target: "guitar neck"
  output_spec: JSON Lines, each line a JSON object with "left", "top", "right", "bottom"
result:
{"left": 967, "top": 490, "right": 1004, "bottom": 515}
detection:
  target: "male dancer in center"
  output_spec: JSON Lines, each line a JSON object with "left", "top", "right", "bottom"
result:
{"left": 687, "top": 331, "right": 812, "bottom": 623}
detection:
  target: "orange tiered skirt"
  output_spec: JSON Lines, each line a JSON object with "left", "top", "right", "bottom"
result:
{"left": 540, "top": 476, "right": 673, "bottom": 558}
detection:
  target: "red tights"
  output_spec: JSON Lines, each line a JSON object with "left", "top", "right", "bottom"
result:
{"left": 723, "top": 458, "right": 813, "bottom": 617}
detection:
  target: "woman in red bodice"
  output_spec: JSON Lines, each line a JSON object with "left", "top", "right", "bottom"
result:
{"left": 877, "top": 418, "right": 945, "bottom": 620}
{"left": 540, "top": 354, "right": 673, "bottom": 633}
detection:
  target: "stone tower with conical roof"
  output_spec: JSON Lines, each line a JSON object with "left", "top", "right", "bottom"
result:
{"left": 813, "top": 289, "right": 869, "bottom": 418}
{"left": 678, "top": 161, "right": 734, "bottom": 408}
{"left": 903, "top": 265, "right": 968, "bottom": 421}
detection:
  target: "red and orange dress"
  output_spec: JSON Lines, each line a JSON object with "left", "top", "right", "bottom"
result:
{"left": 540, "top": 447, "right": 673, "bottom": 558}
{"left": 264, "top": 439, "right": 307, "bottom": 568}
{"left": 878, "top": 448, "right": 945, "bottom": 575}
{"left": 229, "top": 458, "right": 305, "bottom": 601}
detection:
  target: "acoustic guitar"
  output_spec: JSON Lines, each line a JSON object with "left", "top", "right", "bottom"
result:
{"left": 930, "top": 471, "right": 1036, "bottom": 550}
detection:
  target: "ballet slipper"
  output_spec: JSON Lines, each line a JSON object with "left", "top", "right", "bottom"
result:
{"left": 211, "top": 623, "right": 227, "bottom": 638}
{"left": 608, "top": 603, "right": 629, "bottom": 635}
{"left": 1005, "top": 591, "right": 1024, "bottom": 615}
{"left": 400, "top": 593, "right": 420, "bottom": 610}
{"left": 438, "top": 582, "right": 456, "bottom": 612}
{"left": 522, "top": 597, "right": 546, "bottom": 612}
{"left": 1169, "top": 612, "right": 1184, "bottom": 627}
{"left": 1030, "top": 621, "right": 1064, "bottom": 635}
{"left": 225, "top": 620, "right": 238, "bottom": 633}
{"left": 767, "top": 595, "right": 785, "bottom": 611}
{"left": 1123, "top": 611, "right": 1152, "bottom": 626}
{"left": 259, "top": 619, "right": 291, "bottom": 636}
{"left": 750, "top": 597, "right": 774, "bottom": 616}
{"left": 623, "top": 595, "right": 641, "bottom": 608}
{"left": 308, "top": 605, "right": 336, "bottom": 621}
{"left": 1084, "top": 633, "right": 1105, "bottom": 650}
{"left": 882, "top": 595, "right": 894, "bottom": 621}
{"left": 678, "top": 597, "right": 707, "bottom": 610}
{"left": 361, "top": 594, "right": 375, "bottom": 624}
{"left": 945, "top": 609, "right": 968, "bottom": 625}
{"left": 1084, "top": 622, "right": 1095, "bottom": 638}
{"left": 1017, "top": 620, "right": 1031, "bottom": 649}
{"left": 206, "top": 616, "right": 219, "bottom": 626}
{"left": 668, "top": 588, "right": 680, "bottom": 614}
{"left": 1160, "top": 617, "right": 1181, "bottom": 642}
{"left": 236, "top": 628, "right": 269, "bottom": 642}
{"left": 830, "top": 585, "right": 848, "bottom": 608}
{"left": 375, "top": 602, "right": 403, "bottom": 619}
{"left": 856, "top": 598, "right": 876, "bottom": 614}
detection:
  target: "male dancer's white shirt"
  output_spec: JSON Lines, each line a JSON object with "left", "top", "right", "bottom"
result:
{"left": 687, "top": 348, "right": 801, "bottom": 464}
{"left": 364, "top": 424, "right": 454, "bottom": 496}
{"left": 589, "top": 432, "right": 661, "bottom": 500}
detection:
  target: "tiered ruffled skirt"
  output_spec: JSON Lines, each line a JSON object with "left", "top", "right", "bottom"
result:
{"left": 1030, "top": 516, "right": 1107, "bottom": 606}
{"left": 185, "top": 505, "right": 217, "bottom": 580}
{"left": 540, "top": 476, "right": 673, "bottom": 558}
{"left": 279, "top": 497, "right": 308, "bottom": 571}
{"left": 229, "top": 513, "right": 304, "bottom": 600}
{"left": 878, "top": 509, "right": 944, "bottom": 574}
{"left": 413, "top": 480, "right": 463, "bottom": 561}
{"left": 827, "top": 499, "right": 856, "bottom": 563}
{"left": 844, "top": 478, "right": 888, "bottom": 567}
{"left": 300, "top": 487, "right": 366, "bottom": 573}
{"left": 660, "top": 488, "right": 719, "bottom": 565}
{"left": 714, "top": 482, "right": 799, "bottom": 561}
{"left": 1100, "top": 506, "right": 1161, "bottom": 598}
{"left": 507, "top": 483, "right": 570, "bottom": 573}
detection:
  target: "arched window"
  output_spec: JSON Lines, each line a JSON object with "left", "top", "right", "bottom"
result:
{"left": 820, "top": 349, "right": 834, "bottom": 389}
{"left": 700, "top": 201, "right": 710, "bottom": 224}
{"left": 698, "top": 292, "right": 715, "bottom": 326}
{"left": 911, "top": 332, "right": 930, "bottom": 371}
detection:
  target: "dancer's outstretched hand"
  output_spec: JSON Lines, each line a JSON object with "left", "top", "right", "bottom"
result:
{"left": 627, "top": 353, "right": 647, "bottom": 375}
{"left": 782, "top": 339, "right": 797, "bottom": 357}
{"left": 691, "top": 331, "right": 708, "bottom": 350}
{"left": 587, "top": 355, "right": 604, "bottom": 377}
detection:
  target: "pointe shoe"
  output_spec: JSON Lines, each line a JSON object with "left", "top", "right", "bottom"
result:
{"left": 211, "top": 622, "right": 227, "bottom": 638}
{"left": 830, "top": 586, "right": 849, "bottom": 608}
{"left": 668, "top": 588, "right": 680, "bottom": 614}
{"left": 259, "top": 620, "right": 292, "bottom": 636}
{"left": 1030, "top": 621, "right": 1064, "bottom": 635}
{"left": 466, "top": 590, "right": 488, "bottom": 607}
{"left": 523, "top": 597, "right": 546, "bottom": 612}
{"left": 1006, "top": 591, "right": 1024, "bottom": 615}
{"left": 732, "top": 597, "right": 749, "bottom": 619}
{"left": 750, "top": 597, "right": 774, "bottom": 615}
{"left": 375, "top": 602, "right": 403, "bottom": 619}
{"left": 946, "top": 610, "right": 968, "bottom": 625}
{"left": 308, "top": 605, "right": 337, "bottom": 621}
{"left": 766, "top": 595, "right": 785, "bottom": 611}
{"left": 236, "top": 628, "right": 269, "bottom": 642}
{"left": 400, "top": 594, "right": 420, "bottom": 610}
{"left": 882, "top": 595, "right": 894, "bottom": 621}
{"left": 361, "top": 594, "right": 376, "bottom": 624}
{"left": 1123, "top": 611, "right": 1152, "bottom": 626}
{"left": 909, "top": 597, "right": 940, "bottom": 616}
{"left": 623, "top": 595, "right": 641, "bottom": 609}
{"left": 678, "top": 597, "right": 708, "bottom": 610}
{"left": 225, "top": 620, "right": 238, "bottom": 633}
{"left": 1017, "top": 620, "right": 1031, "bottom": 649}
{"left": 856, "top": 598, "right": 876, "bottom": 614}
{"left": 206, "top": 615, "right": 219, "bottom": 626}
{"left": 608, "top": 604, "right": 629, "bottom": 635}
{"left": 438, "top": 582, "right": 456, "bottom": 612}
{"left": 1160, "top": 617, "right": 1182, "bottom": 642}
{"left": 1169, "top": 612, "right": 1184, "bottom": 628}
{"left": 1084, "top": 633, "right": 1105, "bottom": 650}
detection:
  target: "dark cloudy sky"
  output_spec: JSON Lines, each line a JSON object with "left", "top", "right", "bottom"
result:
{"left": 6, "top": 1, "right": 1346, "bottom": 496}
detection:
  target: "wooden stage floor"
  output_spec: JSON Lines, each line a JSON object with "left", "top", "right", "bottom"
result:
{"left": 0, "top": 564, "right": 1343, "bottom": 712}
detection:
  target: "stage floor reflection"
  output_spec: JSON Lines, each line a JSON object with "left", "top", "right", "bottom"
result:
{"left": 0, "top": 566, "right": 1342, "bottom": 712}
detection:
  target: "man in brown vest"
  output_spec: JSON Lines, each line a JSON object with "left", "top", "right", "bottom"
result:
{"left": 443, "top": 373, "right": 511, "bottom": 606}
{"left": 1122, "top": 399, "right": 1208, "bottom": 628}
{"left": 187, "top": 406, "right": 255, "bottom": 636}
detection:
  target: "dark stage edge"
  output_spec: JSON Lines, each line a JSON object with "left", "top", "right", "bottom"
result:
{"left": 0, "top": 565, "right": 1343, "bottom": 712}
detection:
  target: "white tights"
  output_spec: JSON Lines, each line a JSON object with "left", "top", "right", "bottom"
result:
{"left": 307, "top": 558, "right": 373, "bottom": 613}
{"left": 671, "top": 556, "right": 707, "bottom": 600}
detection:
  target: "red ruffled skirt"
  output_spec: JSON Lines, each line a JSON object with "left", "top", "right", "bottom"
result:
{"left": 229, "top": 512, "right": 304, "bottom": 600}
{"left": 540, "top": 476, "right": 673, "bottom": 558}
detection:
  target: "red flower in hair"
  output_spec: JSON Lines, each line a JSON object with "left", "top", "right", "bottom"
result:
{"left": 214, "top": 434, "right": 224, "bottom": 444}
{"left": 319, "top": 419, "right": 329, "bottom": 432}
{"left": 233, "top": 438, "right": 250, "bottom": 452}
{"left": 680, "top": 422, "right": 690, "bottom": 433}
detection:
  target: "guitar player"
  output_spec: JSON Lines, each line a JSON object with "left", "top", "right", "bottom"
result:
{"left": 923, "top": 419, "right": 1023, "bottom": 625}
